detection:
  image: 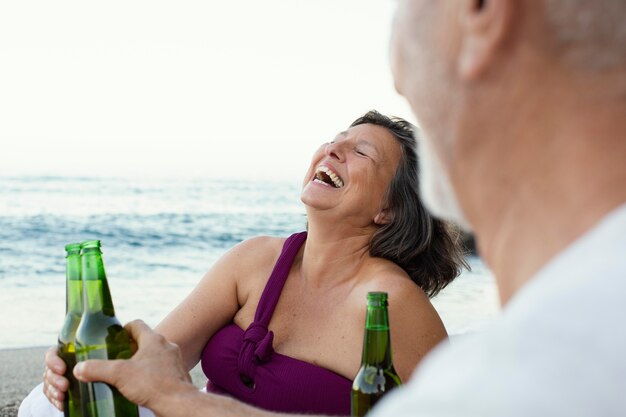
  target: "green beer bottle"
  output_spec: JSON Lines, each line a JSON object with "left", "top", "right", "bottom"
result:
{"left": 351, "top": 292, "right": 402, "bottom": 417}
{"left": 74, "top": 240, "right": 138, "bottom": 417}
{"left": 58, "top": 243, "right": 84, "bottom": 417}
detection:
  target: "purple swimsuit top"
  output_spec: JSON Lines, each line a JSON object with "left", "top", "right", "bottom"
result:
{"left": 201, "top": 232, "right": 352, "bottom": 415}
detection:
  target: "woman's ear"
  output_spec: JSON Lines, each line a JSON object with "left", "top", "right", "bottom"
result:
{"left": 374, "top": 209, "right": 393, "bottom": 225}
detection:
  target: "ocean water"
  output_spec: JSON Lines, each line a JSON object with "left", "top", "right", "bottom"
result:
{"left": 0, "top": 176, "right": 499, "bottom": 349}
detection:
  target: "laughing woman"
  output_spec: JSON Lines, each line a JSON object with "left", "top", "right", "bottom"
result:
{"left": 28, "top": 110, "right": 467, "bottom": 417}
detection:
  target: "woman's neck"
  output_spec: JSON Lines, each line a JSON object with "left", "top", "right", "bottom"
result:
{"left": 300, "top": 220, "right": 375, "bottom": 290}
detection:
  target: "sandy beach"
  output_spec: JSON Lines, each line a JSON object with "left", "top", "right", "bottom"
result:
{"left": 0, "top": 347, "right": 207, "bottom": 417}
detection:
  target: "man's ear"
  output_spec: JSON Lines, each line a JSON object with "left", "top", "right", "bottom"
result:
{"left": 458, "top": 0, "right": 515, "bottom": 80}
{"left": 374, "top": 209, "right": 393, "bottom": 225}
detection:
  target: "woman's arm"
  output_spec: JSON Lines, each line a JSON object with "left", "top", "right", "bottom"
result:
{"left": 43, "top": 236, "right": 278, "bottom": 410}
{"left": 155, "top": 236, "right": 276, "bottom": 371}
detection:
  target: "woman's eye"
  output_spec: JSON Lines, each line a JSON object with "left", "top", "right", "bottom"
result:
{"left": 356, "top": 149, "right": 367, "bottom": 156}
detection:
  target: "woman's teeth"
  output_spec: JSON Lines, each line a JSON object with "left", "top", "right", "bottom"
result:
{"left": 314, "top": 166, "right": 344, "bottom": 188}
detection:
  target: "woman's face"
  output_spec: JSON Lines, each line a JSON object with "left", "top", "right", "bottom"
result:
{"left": 301, "top": 123, "right": 402, "bottom": 224}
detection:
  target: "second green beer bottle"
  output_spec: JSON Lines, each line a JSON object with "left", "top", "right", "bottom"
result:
{"left": 74, "top": 240, "right": 138, "bottom": 417}
{"left": 58, "top": 242, "right": 84, "bottom": 417}
{"left": 351, "top": 292, "right": 402, "bottom": 417}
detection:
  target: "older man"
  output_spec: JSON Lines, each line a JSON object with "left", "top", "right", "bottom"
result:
{"left": 373, "top": 0, "right": 626, "bottom": 414}
{"left": 71, "top": 1, "right": 626, "bottom": 416}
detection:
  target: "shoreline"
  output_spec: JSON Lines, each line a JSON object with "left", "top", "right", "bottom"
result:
{"left": 0, "top": 346, "right": 207, "bottom": 417}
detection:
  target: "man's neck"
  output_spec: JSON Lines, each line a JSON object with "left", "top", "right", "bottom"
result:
{"left": 470, "top": 78, "right": 626, "bottom": 305}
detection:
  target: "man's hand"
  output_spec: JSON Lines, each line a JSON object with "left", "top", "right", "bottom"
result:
{"left": 73, "top": 319, "right": 312, "bottom": 417}
{"left": 73, "top": 320, "right": 196, "bottom": 413}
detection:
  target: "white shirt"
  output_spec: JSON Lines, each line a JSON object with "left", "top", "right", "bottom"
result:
{"left": 371, "top": 203, "right": 626, "bottom": 417}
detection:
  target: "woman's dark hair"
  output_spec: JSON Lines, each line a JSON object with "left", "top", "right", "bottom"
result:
{"left": 350, "top": 110, "right": 468, "bottom": 297}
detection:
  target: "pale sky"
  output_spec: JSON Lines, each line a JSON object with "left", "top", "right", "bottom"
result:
{"left": 0, "top": 0, "right": 414, "bottom": 181}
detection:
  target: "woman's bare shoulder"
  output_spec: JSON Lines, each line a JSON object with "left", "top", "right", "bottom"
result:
{"left": 219, "top": 235, "right": 287, "bottom": 270}
{"left": 363, "top": 260, "right": 442, "bottom": 326}
{"left": 360, "top": 259, "right": 428, "bottom": 300}
{"left": 348, "top": 260, "right": 435, "bottom": 335}
{"left": 355, "top": 259, "right": 448, "bottom": 382}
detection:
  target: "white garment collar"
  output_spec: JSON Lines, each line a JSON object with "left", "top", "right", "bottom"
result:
{"left": 504, "top": 202, "right": 626, "bottom": 315}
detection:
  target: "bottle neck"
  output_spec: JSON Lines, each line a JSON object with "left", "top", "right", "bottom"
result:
{"left": 360, "top": 304, "right": 393, "bottom": 366}
{"left": 81, "top": 249, "right": 116, "bottom": 316}
{"left": 65, "top": 252, "right": 83, "bottom": 314}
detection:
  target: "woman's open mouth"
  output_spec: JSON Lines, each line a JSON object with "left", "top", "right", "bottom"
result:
{"left": 313, "top": 165, "right": 344, "bottom": 188}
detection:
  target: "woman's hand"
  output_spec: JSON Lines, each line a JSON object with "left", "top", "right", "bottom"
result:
{"left": 43, "top": 346, "right": 68, "bottom": 411}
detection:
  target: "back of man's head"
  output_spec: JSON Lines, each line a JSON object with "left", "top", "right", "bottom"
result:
{"left": 539, "top": 0, "right": 626, "bottom": 70}
{"left": 390, "top": 0, "right": 626, "bottom": 301}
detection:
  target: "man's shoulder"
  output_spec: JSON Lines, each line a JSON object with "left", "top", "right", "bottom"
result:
{"left": 505, "top": 202, "right": 626, "bottom": 329}
{"left": 369, "top": 204, "right": 626, "bottom": 417}
{"left": 371, "top": 306, "right": 626, "bottom": 416}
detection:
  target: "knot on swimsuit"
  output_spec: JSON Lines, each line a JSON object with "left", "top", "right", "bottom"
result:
{"left": 201, "top": 232, "right": 353, "bottom": 414}
{"left": 246, "top": 322, "right": 275, "bottom": 363}
{"left": 238, "top": 322, "right": 275, "bottom": 384}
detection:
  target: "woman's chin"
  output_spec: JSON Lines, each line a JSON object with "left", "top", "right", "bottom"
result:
{"left": 301, "top": 195, "right": 336, "bottom": 212}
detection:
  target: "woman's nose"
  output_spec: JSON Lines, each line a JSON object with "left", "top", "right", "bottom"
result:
{"left": 325, "top": 142, "right": 344, "bottom": 161}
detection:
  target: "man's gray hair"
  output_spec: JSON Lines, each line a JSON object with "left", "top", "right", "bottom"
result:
{"left": 543, "top": 0, "right": 626, "bottom": 70}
